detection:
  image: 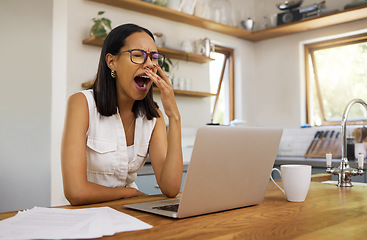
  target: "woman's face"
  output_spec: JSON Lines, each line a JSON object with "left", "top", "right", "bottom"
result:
{"left": 110, "top": 31, "right": 157, "bottom": 101}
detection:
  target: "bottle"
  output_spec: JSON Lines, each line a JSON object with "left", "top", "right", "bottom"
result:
{"left": 347, "top": 137, "right": 355, "bottom": 160}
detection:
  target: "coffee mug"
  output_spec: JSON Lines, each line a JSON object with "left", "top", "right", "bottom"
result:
{"left": 270, "top": 165, "right": 311, "bottom": 202}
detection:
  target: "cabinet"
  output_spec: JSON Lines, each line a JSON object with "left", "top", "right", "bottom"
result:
{"left": 135, "top": 171, "right": 187, "bottom": 195}
{"left": 82, "top": 36, "right": 216, "bottom": 97}
{"left": 88, "top": 0, "right": 367, "bottom": 42}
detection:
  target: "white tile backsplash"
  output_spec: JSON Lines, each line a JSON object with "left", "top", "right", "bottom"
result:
{"left": 277, "top": 126, "right": 361, "bottom": 157}
{"left": 277, "top": 128, "right": 317, "bottom": 157}
{"left": 181, "top": 126, "right": 362, "bottom": 160}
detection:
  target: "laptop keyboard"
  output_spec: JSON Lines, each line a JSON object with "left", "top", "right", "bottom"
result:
{"left": 152, "top": 204, "right": 179, "bottom": 212}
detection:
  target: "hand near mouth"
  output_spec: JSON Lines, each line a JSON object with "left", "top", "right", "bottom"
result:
{"left": 145, "top": 65, "right": 180, "bottom": 120}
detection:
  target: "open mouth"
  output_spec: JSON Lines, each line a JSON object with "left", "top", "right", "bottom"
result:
{"left": 134, "top": 75, "right": 150, "bottom": 91}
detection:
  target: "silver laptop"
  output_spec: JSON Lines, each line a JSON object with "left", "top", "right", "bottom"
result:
{"left": 124, "top": 126, "right": 283, "bottom": 218}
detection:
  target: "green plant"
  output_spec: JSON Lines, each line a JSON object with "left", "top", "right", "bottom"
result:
{"left": 91, "top": 11, "right": 112, "bottom": 38}
{"left": 155, "top": 58, "right": 172, "bottom": 87}
{"left": 161, "top": 57, "right": 172, "bottom": 72}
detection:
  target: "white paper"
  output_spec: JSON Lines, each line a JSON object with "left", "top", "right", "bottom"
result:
{"left": 0, "top": 206, "right": 152, "bottom": 240}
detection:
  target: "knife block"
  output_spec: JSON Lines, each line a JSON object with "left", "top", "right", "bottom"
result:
{"left": 304, "top": 134, "right": 342, "bottom": 159}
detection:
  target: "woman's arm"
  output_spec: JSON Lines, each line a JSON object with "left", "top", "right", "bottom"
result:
{"left": 61, "top": 93, "right": 143, "bottom": 206}
{"left": 146, "top": 65, "right": 183, "bottom": 197}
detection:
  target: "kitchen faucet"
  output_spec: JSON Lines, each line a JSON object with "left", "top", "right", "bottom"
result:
{"left": 326, "top": 98, "right": 367, "bottom": 187}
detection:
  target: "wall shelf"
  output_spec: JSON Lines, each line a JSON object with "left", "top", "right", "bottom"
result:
{"left": 82, "top": 36, "right": 214, "bottom": 63}
{"left": 248, "top": 6, "right": 367, "bottom": 41}
{"left": 81, "top": 80, "right": 94, "bottom": 89}
{"left": 153, "top": 87, "right": 216, "bottom": 98}
{"left": 157, "top": 47, "right": 214, "bottom": 63}
{"left": 81, "top": 80, "right": 215, "bottom": 98}
{"left": 88, "top": 0, "right": 251, "bottom": 39}
{"left": 88, "top": 0, "right": 367, "bottom": 42}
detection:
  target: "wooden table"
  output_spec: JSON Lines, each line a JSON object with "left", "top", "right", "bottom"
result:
{"left": 1, "top": 181, "right": 367, "bottom": 240}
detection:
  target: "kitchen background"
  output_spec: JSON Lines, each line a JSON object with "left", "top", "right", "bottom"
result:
{"left": 1, "top": 0, "right": 366, "bottom": 212}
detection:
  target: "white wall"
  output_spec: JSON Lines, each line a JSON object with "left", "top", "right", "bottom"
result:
{"left": 51, "top": 0, "right": 69, "bottom": 208}
{"left": 0, "top": 0, "right": 53, "bottom": 212}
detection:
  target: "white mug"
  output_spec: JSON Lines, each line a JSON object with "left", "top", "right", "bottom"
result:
{"left": 270, "top": 165, "right": 311, "bottom": 202}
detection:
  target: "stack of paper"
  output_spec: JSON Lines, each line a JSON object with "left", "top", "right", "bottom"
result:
{"left": 0, "top": 206, "right": 152, "bottom": 239}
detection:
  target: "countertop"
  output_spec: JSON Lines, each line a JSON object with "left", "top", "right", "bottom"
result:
{"left": 138, "top": 156, "right": 367, "bottom": 175}
{"left": 2, "top": 182, "right": 367, "bottom": 239}
{"left": 275, "top": 156, "right": 367, "bottom": 169}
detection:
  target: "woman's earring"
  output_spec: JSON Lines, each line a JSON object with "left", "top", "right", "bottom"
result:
{"left": 111, "top": 70, "right": 116, "bottom": 78}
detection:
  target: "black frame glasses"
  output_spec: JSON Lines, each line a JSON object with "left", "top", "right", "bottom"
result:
{"left": 118, "top": 49, "right": 165, "bottom": 67}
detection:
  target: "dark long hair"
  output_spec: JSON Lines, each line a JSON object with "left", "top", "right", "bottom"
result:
{"left": 92, "top": 23, "right": 159, "bottom": 120}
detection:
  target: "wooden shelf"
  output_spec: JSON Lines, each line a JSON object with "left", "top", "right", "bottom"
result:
{"left": 81, "top": 80, "right": 94, "bottom": 89}
{"left": 248, "top": 6, "right": 367, "bottom": 41}
{"left": 82, "top": 35, "right": 105, "bottom": 46}
{"left": 88, "top": 0, "right": 367, "bottom": 42}
{"left": 82, "top": 36, "right": 214, "bottom": 63}
{"left": 153, "top": 87, "right": 216, "bottom": 98}
{"left": 88, "top": 0, "right": 252, "bottom": 39}
{"left": 81, "top": 80, "right": 215, "bottom": 97}
{"left": 157, "top": 47, "right": 214, "bottom": 63}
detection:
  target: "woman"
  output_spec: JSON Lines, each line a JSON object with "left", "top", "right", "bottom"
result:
{"left": 61, "top": 24, "right": 183, "bottom": 206}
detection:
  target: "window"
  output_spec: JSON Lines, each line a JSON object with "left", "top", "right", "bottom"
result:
{"left": 305, "top": 33, "right": 367, "bottom": 126}
{"left": 209, "top": 45, "right": 235, "bottom": 125}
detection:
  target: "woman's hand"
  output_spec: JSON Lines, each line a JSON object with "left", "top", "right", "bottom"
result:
{"left": 145, "top": 65, "right": 183, "bottom": 198}
{"left": 145, "top": 65, "right": 180, "bottom": 120}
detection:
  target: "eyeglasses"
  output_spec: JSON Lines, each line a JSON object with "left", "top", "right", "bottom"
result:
{"left": 117, "top": 49, "right": 165, "bottom": 67}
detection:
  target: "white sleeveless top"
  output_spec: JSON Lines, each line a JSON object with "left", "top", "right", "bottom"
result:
{"left": 81, "top": 90, "right": 156, "bottom": 189}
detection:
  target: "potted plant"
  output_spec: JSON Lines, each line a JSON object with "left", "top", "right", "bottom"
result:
{"left": 161, "top": 57, "right": 172, "bottom": 73}
{"left": 90, "top": 11, "right": 112, "bottom": 38}
{"left": 153, "top": 58, "right": 173, "bottom": 88}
